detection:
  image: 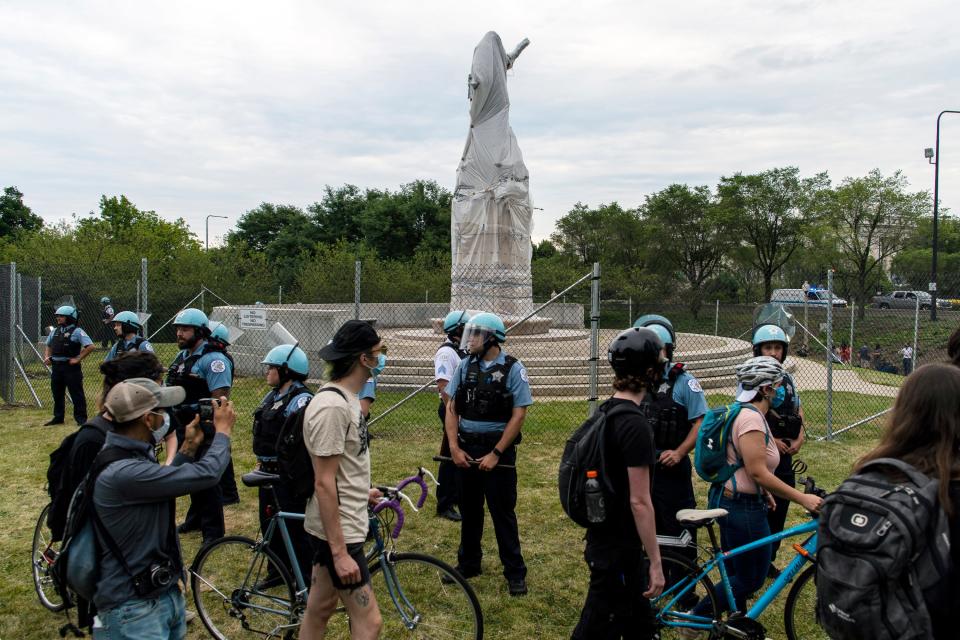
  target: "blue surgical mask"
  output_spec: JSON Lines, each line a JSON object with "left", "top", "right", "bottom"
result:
{"left": 151, "top": 411, "right": 170, "bottom": 445}
{"left": 771, "top": 384, "right": 786, "bottom": 409}
{"left": 370, "top": 353, "right": 387, "bottom": 378}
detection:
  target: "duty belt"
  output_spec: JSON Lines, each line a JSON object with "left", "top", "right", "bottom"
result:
{"left": 457, "top": 431, "right": 522, "bottom": 446}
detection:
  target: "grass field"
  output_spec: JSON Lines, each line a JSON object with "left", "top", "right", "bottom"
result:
{"left": 2, "top": 379, "right": 888, "bottom": 639}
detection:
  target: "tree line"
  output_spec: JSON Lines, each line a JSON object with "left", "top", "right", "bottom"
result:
{"left": 0, "top": 168, "right": 949, "bottom": 322}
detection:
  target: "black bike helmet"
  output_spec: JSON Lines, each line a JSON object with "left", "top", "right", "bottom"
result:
{"left": 608, "top": 327, "right": 664, "bottom": 380}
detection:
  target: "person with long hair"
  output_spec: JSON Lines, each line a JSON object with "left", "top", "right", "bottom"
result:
{"left": 858, "top": 363, "right": 960, "bottom": 638}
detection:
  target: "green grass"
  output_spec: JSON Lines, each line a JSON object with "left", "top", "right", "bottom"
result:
{"left": 1, "top": 385, "right": 888, "bottom": 639}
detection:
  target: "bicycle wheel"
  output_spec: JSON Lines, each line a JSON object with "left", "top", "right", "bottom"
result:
{"left": 653, "top": 552, "right": 719, "bottom": 639}
{"left": 190, "top": 535, "right": 298, "bottom": 640}
{"left": 370, "top": 552, "right": 483, "bottom": 639}
{"left": 32, "top": 503, "right": 66, "bottom": 612}
{"left": 784, "top": 565, "right": 828, "bottom": 640}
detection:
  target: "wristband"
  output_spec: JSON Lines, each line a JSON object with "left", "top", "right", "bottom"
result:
{"left": 492, "top": 447, "right": 503, "bottom": 458}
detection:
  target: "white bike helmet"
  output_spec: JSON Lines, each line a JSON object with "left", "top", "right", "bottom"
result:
{"left": 734, "top": 356, "right": 784, "bottom": 402}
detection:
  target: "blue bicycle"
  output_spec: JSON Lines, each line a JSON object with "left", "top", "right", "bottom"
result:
{"left": 653, "top": 473, "right": 828, "bottom": 640}
{"left": 189, "top": 467, "right": 482, "bottom": 639}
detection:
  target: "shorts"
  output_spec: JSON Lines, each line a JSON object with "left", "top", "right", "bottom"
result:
{"left": 308, "top": 534, "right": 371, "bottom": 591}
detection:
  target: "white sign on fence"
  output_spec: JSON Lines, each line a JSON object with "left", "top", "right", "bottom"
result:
{"left": 239, "top": 308, "right": 267, "bottom": 329}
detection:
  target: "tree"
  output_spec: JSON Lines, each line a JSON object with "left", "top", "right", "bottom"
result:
{"left": 826, "top": 169, "right": 929, "bottom": 316}
{"left": 550, "top": 202, "right": 646, "bottom": 267}
{"left": 643, "top": 184, "right": 736, "bottom": 317}
{"left": 0, "top": 186, "right": 43, "bottom": 238}
{"left": 229, "top": 203, "right": 315, "bottom": 253}
{"left": 718, "top": 167, "right": 829, "bottom": 301}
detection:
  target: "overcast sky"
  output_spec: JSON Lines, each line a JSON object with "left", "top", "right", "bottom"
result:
{"left": 2, "top": 0, "right": 958, "bottom": 244}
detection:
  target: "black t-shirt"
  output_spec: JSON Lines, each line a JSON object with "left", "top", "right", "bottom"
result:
{"left": 931, "top": 481, "right": 960, "bottom": 639}
{"left": 587, "top": 398, "right": 656, "bottom": 544}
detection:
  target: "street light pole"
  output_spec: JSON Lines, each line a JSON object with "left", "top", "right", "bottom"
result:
{"left": 928, "top": 110, "right": 960, "bottom": 321}
{"left": 205, "top": 215, "right": 229, "bottom": 250}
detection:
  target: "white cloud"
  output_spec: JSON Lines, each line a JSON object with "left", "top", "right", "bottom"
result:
{"left": 1, "top": 0, "right": 958, "bottom": 244}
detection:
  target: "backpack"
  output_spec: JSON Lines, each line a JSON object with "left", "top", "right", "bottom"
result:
{"left": 52, "top": 447, "right": 136, "bottom": 604}
{"left": 558, "top": 401, "right": 644, "bottom": 528}
{"left": 694, "top": 402, "right": 766, "bottom": 507}
{"left": 47, "top": 421, "right": 110, "bottom": 503}
{"left": 815, "top": 458, "right": 952, "bottom": 640}
{"left": 276, "top": 386, "right": 346, "bottom": 501}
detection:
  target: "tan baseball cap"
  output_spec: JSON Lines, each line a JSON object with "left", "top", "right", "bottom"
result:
{"left": 104, "top": 378, "right": 186, "bottom": 422}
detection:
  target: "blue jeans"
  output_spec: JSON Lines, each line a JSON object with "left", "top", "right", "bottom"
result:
{"left": 717, "top": 494, "right": 771, "bottom": 613}
{"left": 94, "top": 587, "right": 186, "bottom": 640}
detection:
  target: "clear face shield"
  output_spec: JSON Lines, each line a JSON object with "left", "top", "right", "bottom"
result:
{"left": 461, "top": 324, "right": 496, "bottom": 355}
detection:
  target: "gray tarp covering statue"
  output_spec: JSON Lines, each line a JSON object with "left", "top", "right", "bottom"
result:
{"left": 451, "top": 32, "right": 535, "bottom": 318}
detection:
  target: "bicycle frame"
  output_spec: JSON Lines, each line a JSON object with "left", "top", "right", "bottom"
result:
{"left": 656, "top": 518, "right": 818, "bottom": 631}
{"left": 263, "top": 510, "right": 308, "bottom": 596}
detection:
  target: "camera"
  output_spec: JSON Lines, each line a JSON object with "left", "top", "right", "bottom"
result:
{"left": 197, "top": 398, "right": 216, "bottom": 440}
{"left": 132, "top": 560, "right": 176, "bottom": 596}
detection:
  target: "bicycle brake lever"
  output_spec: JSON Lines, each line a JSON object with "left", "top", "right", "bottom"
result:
{"left": 418, "top": 467, "right": 439, "bottom": 487}
{"left": 395, "top": 489, "right": 419, "bottom": 513}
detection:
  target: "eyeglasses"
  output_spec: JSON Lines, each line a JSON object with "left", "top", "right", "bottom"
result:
{"left": 366, "top": 344, "right": 388, "bottom": 356}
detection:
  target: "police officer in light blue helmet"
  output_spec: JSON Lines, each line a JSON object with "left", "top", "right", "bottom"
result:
{"left": 434, "top": 310, "right": 472, "bottom": 521}
{"left": 104, "top": 311, "right": 153, "bottom": 362}
{"left": 633, "top": 312, "right": 708, "bottom": 590}
{"left": 44, "top": 304, "right": 95, "bottom": 425}
{"left": 751, "top": 323, "right": 805, "bottom": 577}
{"left": 100, "top": 296, "right": 115, "bottom": 348}
{"left": 208, "top": 321, "right": 232, "bottom": 348}
{"left": 252, "top": 343, "right": 314, "bottom": 582}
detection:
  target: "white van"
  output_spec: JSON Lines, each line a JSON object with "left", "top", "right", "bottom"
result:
{"left": 770, "top": 288, "right": 847, "bottom": 307}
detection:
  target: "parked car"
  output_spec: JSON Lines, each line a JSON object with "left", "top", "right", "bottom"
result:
{"left": 871, "top": 290, "right": 952, "bottom": 310}
{"left": 770, "top": 288, "right": 848, "bottom": 307}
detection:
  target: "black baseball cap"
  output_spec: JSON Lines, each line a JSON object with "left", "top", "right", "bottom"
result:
{"left": 319, "top": 320, "right": 381, "bottom": 361}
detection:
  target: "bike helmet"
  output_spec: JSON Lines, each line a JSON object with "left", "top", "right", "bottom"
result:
{"left": 608, "top": 327, "right": 664, "bottom": 379}
{"left": 735, "top": 356, "right": 784, "bottom": 402}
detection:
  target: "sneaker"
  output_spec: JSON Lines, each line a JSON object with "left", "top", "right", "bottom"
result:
{"left": 177, "top": 523, "right": 199, "bottom": 534}
{"left": 437, "top": 508, "right": 462, "bottom": 522}
{"left": 43, "top": 419, "right": 64, "bottom": 426}
{"left": 508, "top": 578, "right": 528, "bottom": 596}
{"left": 185, "top": 609, "right": 197, "bottom": 624}
{"left": 221, "top": 496, "right": 240, "bottom": 506}
{"left": 442, "top": 566, "right": 481, "bottom": 583}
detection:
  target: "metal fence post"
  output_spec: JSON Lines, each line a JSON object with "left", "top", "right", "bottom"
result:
{"left": 140, "top": 258, "right": 148, "bottom": 336}
{"left": 849, "top": 300, "right": 855, "bottom": 364}
{"left": 36, "top": 275, "right": 42, "bottom": 342}
{"left": 588, "top": 262, "right": 601, "bottom": 417}
{"left": 354, "top": 260, "right": 361, "bottom": 320}
{"left": 8, "top": 263, "right": 17, "bottom": 402}
{"left": 715, "top": 299, "right": 720, "bottom": 336}
{"left": 912, "top": 293, "right": 920, "bottom": 371}
{"left": 628, "top": 297, "right": 632, "bottom": 325}
{"left": 826, "top": 270, "right": 834, "bottom": 440}
{"left": 279, "top": 285, "right": 282, "bottom": 304}
{"left": 803, "top": 297, "right": 809, "bottom": 354}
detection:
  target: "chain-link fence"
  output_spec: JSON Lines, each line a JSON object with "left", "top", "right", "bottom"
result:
{"left": 5, "top": 260, "right": 960, "bottom": 445}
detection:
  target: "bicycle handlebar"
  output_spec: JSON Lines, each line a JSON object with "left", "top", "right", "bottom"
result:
{"left": 372, "top": 499, "right": 405, "bottom": 539}
{"left": 372, "top": 468, "right": 438, "bottom": 539}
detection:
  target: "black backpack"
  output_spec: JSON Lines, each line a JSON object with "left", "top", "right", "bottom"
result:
{"left": 816, "top": 458, "right": 952, "bottom": 640}
{"left": 47, "top": 421, "right": 109, "bottom": 503}
{"left": 558, "top": 401, "right": 643, "bottom": 528}
{"left": 276, "top": 387, "right": 346, "bottom": 501}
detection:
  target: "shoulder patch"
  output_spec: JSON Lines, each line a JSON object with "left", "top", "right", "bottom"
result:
{"left": 687, "top": 377, "right": 703, "bottom": 394}
{"left": 519, "top": 367, "right": 529, "bottom": 383}
{"left": 297, "top": 395, "right": 309, "bottom": 409}
{"left": 210, "top": 359, "right": 227, "bottom": 373}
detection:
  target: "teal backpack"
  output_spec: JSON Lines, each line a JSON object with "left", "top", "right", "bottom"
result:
{"left": 694, "top": 402, "right": 766, "bottom": 506}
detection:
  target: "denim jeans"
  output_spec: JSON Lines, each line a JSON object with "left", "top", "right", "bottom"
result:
{"left": 94, "top": 587, "right": 186, "bottom": 640}
{"left": 717, "top": 493, "right": 771, "bottom": 613}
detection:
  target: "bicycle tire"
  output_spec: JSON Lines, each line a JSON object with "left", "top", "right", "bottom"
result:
{"left": 190, "top": 535, "right": 298, "bottom": 640}
{"left": 784, "top": 564, "right": 828, "bottom": 640}
{"left": 369, "top": 552, "right": 483, "bottom": 639}
{"left": 32, "top": 503, "right": 66, "bottom": 612}
{"left": 653, "top": 551, "right": 719, "bottom": 639}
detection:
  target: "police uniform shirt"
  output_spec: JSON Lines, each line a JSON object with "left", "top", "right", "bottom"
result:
{"left": 666, "top": 363, "right": 708, "bottom": 422}
{"left": 176, "top": 341, "right": 233, "bottom": 392}
{"left": 45, "top": 326, "right": 93, "bottom": 362}
{"left": 446, "top": 351, "right": 533, "bottom": 433}
{"left": 275, "top": 385, "right": 313, "bottom": 418}
{"left": 435, "top": 343, "right": 462, "bottom": 398}
{"left": 102, "top": 305, "right": 115, "bottom": 320}
{"left": 104, "top": 337, "right": 154, "bottom": 362}
{"left": 360, "top": 378, "right": 376, "bottom": 402}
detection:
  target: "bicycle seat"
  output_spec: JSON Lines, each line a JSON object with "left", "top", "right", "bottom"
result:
{"left": 676, "top": 508, "right": 728, "bottom": 527}
{"left": 242, "top": 470, "right": 281, "bottom": 488}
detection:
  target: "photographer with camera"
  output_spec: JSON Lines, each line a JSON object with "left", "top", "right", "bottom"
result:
{"left": 91, "top": 379, "right": 235, "bottom": 639}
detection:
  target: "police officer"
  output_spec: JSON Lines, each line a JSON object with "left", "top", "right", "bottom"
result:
{"left": 104, "top": 311, "right": 153, "bottom": 362}
{"left": 445, "top": 312, "right": 531, "bottom": 596}
{"left": 253, "top": 344, "right": 314, "bottom": 584}
{"left": 43, "top": 305, "right": 95, "bottom": 426}
{"left": 752, "top": 324, "right": 805, "bottom": 577}
{"left": 165, "top": 308, "right": 233, "bottom": 544}
{"left": 633, "top": 314, "right": 708, "bottom": 584}
{"left": 99, "top": 296, "right": 115, "bottom": 348}
{"left": 205, "top": 321, "right": 241, "bottom": 506}
{"left": 434, "top": 310, "right": 471, "bottom": 522}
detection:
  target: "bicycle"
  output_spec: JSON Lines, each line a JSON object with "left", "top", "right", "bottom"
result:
{"left": 653, "top": 469, "right": 829, "bottom": 640}
{"left": 32, "top": 502, "right": 67, "bottom": 612}
{"left": 189, "top": 467, "right": 483, "bottom": 639}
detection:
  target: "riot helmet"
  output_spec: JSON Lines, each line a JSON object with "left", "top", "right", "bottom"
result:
{"left": 633, "top": 314, "right": 676, "bottom": 362}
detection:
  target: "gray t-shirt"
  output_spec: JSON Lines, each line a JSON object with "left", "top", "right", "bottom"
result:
{"left": 303, "top": 382, "right": 370, "bottom": 544}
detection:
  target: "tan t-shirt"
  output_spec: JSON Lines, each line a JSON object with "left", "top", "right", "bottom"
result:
{"left": 724, "top": 405, "right": 780, "bottom": 495}
{"left": 303, "top": 382, "right": 371, "bottom": 544}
